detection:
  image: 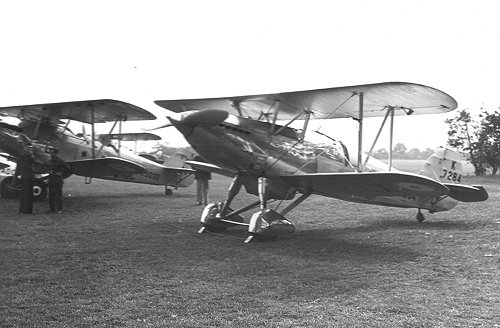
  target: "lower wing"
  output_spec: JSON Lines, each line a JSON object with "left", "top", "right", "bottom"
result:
{"left": 279, "top": 172, "right": 450, "bottom": 199}
{"left": 69, "top": 157, "right": 147, "bottom": 179}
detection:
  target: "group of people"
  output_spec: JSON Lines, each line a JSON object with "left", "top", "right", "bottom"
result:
{"left": 18, "top": 143, "right": 70, "bottom": 214}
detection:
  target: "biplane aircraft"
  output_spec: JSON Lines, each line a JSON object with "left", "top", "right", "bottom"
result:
{"left": 152, "top": 82, "right": 488, "bottom": 243}
{"left": 0, "top": 99, "right": 194, "bottom": 201}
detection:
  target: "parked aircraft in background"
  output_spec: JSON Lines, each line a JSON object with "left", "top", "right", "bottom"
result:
{"left": 0, "top": 99, "right": 194, "bottom": 201}
{"left": 152, "top": 82, "right": 488, "bottom": 242}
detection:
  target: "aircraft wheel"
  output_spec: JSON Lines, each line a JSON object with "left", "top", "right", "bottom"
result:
{"left": 0, "top": 176, "right": 20, "bottom": 199}
{"left": 165, "top": 188, "right": 173, "bottom": 196}
{"left": 33, "top": 179, "right": 47, "bottom": 202}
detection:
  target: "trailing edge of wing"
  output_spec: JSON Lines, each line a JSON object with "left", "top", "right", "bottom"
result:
{"left": 0, "top": 99, "right": 156, "bottom": 124}
{"left": 280, "top": 171, "right": 449, "bottom": 199}
{"left": 155, "top": 82, "right": 457, "bottom": 121}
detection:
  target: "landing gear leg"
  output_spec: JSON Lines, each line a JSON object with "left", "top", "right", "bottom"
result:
{"left": 245, "top": 177, "right": 296, "bottom": 243}
{"left": 416, "top": 209, "right": 425, "bottom": 223}
{"left": 199, "top": 175, "right": 244, "bottom": 233}
{"left": 165, "top": 187, "right": 173, "bottom": 196}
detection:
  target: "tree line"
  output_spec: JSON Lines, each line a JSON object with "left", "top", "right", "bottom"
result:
{"left": 372, "top": 145, "right": 437, "bottom": 160}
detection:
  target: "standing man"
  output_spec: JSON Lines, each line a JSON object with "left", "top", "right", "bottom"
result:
{"left": 193, "top": 156, "right": 211, "bottom": 205}
{"left": 18, "top": 143, "right": 35, "bottom": 214}
{"left": 47, "top": 148, "right": 70, "bottom": 213}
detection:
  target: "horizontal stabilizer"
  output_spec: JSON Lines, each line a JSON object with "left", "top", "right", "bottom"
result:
{"left": 185, "top": 160, "right": 236, "bottom": 177}
{"left": 443, "top": 183, "right": 489, "bottom": 202}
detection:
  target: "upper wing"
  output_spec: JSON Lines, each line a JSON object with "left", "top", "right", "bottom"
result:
{"left": 97, "top": 132, "right": 162, "bottom": 142}
{"left": 155, "top": 82, "right": 457, "bottom": 121}
{"left": 0, "top": 99, "right": 156, "bottom": 124}
{"left": 280, "top": 171, "right": 449, "bottom": 199}
{"left": 68, "top": 157, "right": 147, "bottom": 178}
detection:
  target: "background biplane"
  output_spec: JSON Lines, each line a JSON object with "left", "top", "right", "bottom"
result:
{"left": 0, "top": 99, "right": 193, "bottom": 201}
{"left": 153, "top": 82, "right": 488, "bottom": 242}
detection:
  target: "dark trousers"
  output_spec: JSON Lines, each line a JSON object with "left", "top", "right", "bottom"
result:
{"left": 48, "top": 183, "right": 63, "bottom": 212}
{"left": 19, "top": 180, "right": 34, "bottom": 214}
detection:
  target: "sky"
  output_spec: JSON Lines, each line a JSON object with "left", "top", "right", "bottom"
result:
{"left": 1, "top": 0, "right": 499, "bottom": 153}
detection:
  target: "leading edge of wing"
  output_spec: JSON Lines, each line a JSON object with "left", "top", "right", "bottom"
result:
{"left": 0, "top": 99, "right": 156, "bottom": 124}
{"left": 279, "top": 171, "right": 449, "bottom": 199}
{"left": 154, "top": 82, "right": 457, "bottom": 120}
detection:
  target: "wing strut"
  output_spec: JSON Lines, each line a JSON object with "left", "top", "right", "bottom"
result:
{"left": 357, "top": 92, "right": 364, "bottom": 172}
{"left": 90, "top": 104, "right": 96, "bottom": 159}
{"left": 388, "top": 106, "right": 395, "bottom": 170}
{"left": 362, "top": 106, "right": 393, "bottom": 171}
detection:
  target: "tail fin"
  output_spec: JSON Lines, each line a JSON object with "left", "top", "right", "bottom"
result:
{"left": 418, "top": 147, "right": 463, "bottom": 183}
{"left": 419, "top": 148, "right": 488, "bottom": 203}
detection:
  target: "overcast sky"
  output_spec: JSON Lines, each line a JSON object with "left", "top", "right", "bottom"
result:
{"left": 1, "top": 0, "right": 499, "bottom": 152}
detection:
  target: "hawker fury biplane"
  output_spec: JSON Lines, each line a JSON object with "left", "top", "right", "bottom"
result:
{"left": 0, "top": 99, "right": 194, "bottom": 201}
{"left": 153, "top": 82, "right": 488, "bottom": 243}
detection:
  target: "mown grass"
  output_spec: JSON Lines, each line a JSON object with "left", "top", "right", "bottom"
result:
{"left": 1, "top": 164, "right": 499, "bottom": 327}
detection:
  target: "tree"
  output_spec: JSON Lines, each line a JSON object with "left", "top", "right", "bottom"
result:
{"left": 373, "top": 148, "right": 388, "bottom": 160}
{"left": 406, "top": 148, "right": 421, "bottom": 159}
{"left": 477, "top": 110, "right": 500, "bottom": 175}
{"left": 393, "top": 143, "right": 407, "bottom": 159}
{"left": 446, "top": 109, "right": 485, "bottom": 175}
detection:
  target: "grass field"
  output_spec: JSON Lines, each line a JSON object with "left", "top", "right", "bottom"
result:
{"left": 1, "top": 162, "right": 499, "bottom": 327}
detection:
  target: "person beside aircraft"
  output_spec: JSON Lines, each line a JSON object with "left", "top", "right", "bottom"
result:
{"left": 47, "top": 147, "right": 70, "bottom": 213}
{"left": 193, "top": 156, "right": 211, "bottom": 205}
{"left": 18, "top": 143, "right": 35, "bottom": 214}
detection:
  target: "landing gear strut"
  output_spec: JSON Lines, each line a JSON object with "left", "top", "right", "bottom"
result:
{"left": 199, "top": 175, "right": 309, "bottom": 242}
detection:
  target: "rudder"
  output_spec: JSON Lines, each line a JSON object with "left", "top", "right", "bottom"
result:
{"left": 418, "top": 148, "right": 463, "bottom": 184}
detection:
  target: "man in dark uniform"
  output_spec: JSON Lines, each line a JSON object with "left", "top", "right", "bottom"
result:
{"left": 18, "top": 143, "right": 35, "bottom": 214}
{"left": 47, "top": 148, "right": 70, "bottom": 213}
